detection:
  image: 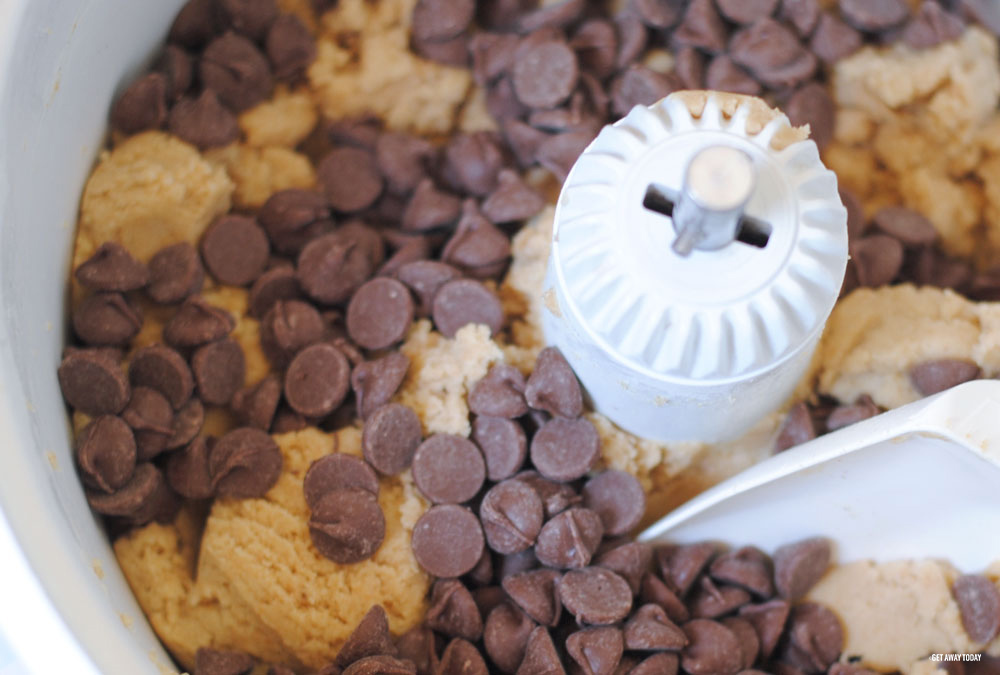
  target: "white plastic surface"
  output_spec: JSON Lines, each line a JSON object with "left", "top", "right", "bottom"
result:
{"left": 0, "top": 0, "right": 186, "bottom": 673}
{"left": 640, "top": 380, "right": 1000, "bottom": 572}
{"left": 543, "top": 93, "right": 848, "bottom": 442}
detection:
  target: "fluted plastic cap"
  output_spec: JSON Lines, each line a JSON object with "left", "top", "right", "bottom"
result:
{"left": 549, "top": 92, "right": 848, "bottom": 383}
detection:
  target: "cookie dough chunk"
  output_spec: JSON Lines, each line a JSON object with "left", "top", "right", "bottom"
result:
{"left": 814, "top": 285, "right": 1000, "bottom": 409}
{"left": 396, "top": 320, "right": 504, "bottom": 437}
{"left": 205, "top": 144, "right": 316, "bottom": 209}
{"left": 115, "top": 426, "right": 430, "bottom": 671}
{"left": 238, "top": 86, "right": 318, "bottom": 148}
{"left": 806, "top": 560, "right": 1000, "bottom": 672}
{"left": 307, "top": 0, "right": 472, "bottom": 135}
{"left": 76, "top": 131, "right": 233, "bottom": 267}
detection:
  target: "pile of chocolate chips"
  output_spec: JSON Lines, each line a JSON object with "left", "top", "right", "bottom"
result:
{"left": 110, "top": 0, "right": 317, "bottom": 148}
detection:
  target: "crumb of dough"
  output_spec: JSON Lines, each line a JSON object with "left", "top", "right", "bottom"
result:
{"left": 828, "top": 27, "right": 1000, "bottom": 263}
{"left": 204, "top": 144, "right": 316, "bottom": 209}
{"left": 642, "top": 48, "right": 675, "bottom": 74}
{"left": 500, "top": 206, "right": 554, "bottom": 373}
{"left": 671, "top": 91, "right": 811, "bottom": 151}
{"left": 806, "top": 559, "right": 1000, "bottom": 672}
{"left": 458, "top": 87, "right": 500, "bottom": 133}
{"left": 276, "top": 0, "right": 320, "bottom": 34}
{"left": 115, "top": 426, "right": 430, "bottom": 672}
{"left": 239, "top": 86, "right": 319, "bottom": 148}
{"left": 396, "top": 320, "right": 505, "bottom": 437}
{"left": 307, "top": 0, "right": 472, "bottom": 135}
{"left": 75, "top": 131, "right": 233, "bottom": 267}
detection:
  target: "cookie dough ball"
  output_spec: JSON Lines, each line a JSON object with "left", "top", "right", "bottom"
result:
{"left": 307, "top": 0, "right": 472, "bottom": 135}
{"left": 115, "top": 426, "right": 430, "bottom": 671}
{"left": 76, "top": 131, "right": 233, "bottom": 267}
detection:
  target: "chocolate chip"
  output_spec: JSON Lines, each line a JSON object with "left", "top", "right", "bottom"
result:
{"left": 517, "top": 627, "right": 564, "bottom": 675}
{"left": 709, "top": 546, "right": 774, "bottom": 598}
{"left": 209, "top": 426, "right": 282, "bottom": 498}
{"left": 689, "top": 576, "right": 752, "bottom": 619}
{"left": 568, "top": 19, "right": 618, "bottom": 80}
{"left": 594, "top": 542, "right": 650, "bottom": 596}
{"left": 514, "top": 470, "right": 582, "bottom": 518}
{"left": 258, "top": 189, "right": 333, "bottom": 256}
{"left": 217, "top": 0, "right": 278, "bottom": 41}
{"left": 361, "top": 403, "right": 422, "bottom": 476}
{"left": 721, "top": 617, "right": 759, "bottom": 671}
{"left": 163, "top": 296, "right": 235, "bottom": 348}
{"left": 624, "top": 604, "right": 687, "bottom": 651}
{"left": 375, "top": 133, "right": 436, "bottom": 197}
{"left": 75, "top": 242, "right": 149, "bottom": 292}
{"left": 147, "top": 242, "right": 205, "bottom": 304}
{"left": 192, "top": 338, "right": 246, "bottom": 406}
{"left": 157, "top": 45, "right": 194, "bottom": 102}
{"left": 500, "top": 550, "right": 541, "bottom": 583}
{"left": 73, "top": 292, "right": 143, "bottom": 347}
{"left": 502, "top": 569, "right": 563, "bottom": 627}
{"left": 657, "top": 542, "right": 717, "bottom": 597}
{"left": 872, "top": 206, "right": 938, "bottom": 247}
{"left": 785, "top": 82, "right": 835, "bottom": 150}
{"left": 481, "top": 171, "right": 545, "bottom": 225}
{"left": 412, "top": 504, "right": 485, "bottom": 578}
{"left": 438, "top": 638, "right": 487, "bottom": 675}
{"left": 247, "top": 267, "right": 300, "bottom": 320}
{"left": 630, "top": 0, "right": 684, "bottom": 28}
{"left": 338, "top": 356, "right": 402, "bottom": 423}
{"left": 674, "top": 0, "right": 729, "bottom": 52}
{"left": 960, "top": 0, "right": 1000, "bottom": 36}
{"left": 717, "top": 0, "right": 779, "bottom": 24}
{"left": 426, "top": 579, "right": 484, "bottom": 642}
{"left": 345, "top": 278, "right": 414, "bottom": 350}
{"left": 680, "top": 619, "right": 742, "bottom": 675}
{"left": 231, "top": 374, "right": 281, "bottom": 430}
{"left": 441, "top": 201, "right": 511, "bottom": 279}
{"left": 85, "top": 462, "right": 175, "bottom": 525}
{"left": 122, "top": 386, "right": 176, "bottom": 460}
{"left": 525, "top": 347, "right": 583, "bottom": 418}
{"left": 909, "top": 359, "right": 981, "bottom": 396}
{"left": 530, "top": 417, "right": 599, "bottom": 483}
{"left": 307, "top": 486, "right": 386, "bottom": 563}
{"left": 336, "top": 605, "right": 398, "bottom": 668}
{"left": 738, "top": 599, "right": 790, "bottom": 660}
{"left": 413, "top": 434, "right": 486, "bottom": 504}
{"left": 284, "top": 342, "right": 351, "bottom": 417}
{"left": 412, "top": 0, "right": 475, "bottom": 42}
{"left": 480, "top": 479, "right": 544, "bottom": 555}
{"left": 902, "top": 1, "right": 965, "bottom": 48}
{"left": 630, "top": 653, "right": 678, "bottom": 675}
{"left": 318, "top": 147, "right": 384, "bottom": 213}
{"left": 535, "top": 506, "right": 604, "bottom": 570}
{"left": 610, "top": 64, "right": 679, "bottom": 118}
{"left": 485, "top": 603, "right": 536, "bottom": 674}
{"left": 640, "top": 573, "right": 690, "bottom": 624}
{"left": 401, "top": 179, "right": 463, "bottom": 232}
{"left": 780, "top": 0, "right": 821, "bottom": 36}
{"left": 825, "top": 395, "right": 880, "bottom": 431}
{"left": 472, "top": 417, "right": 528, "bottom": 483}
{"left": 560, "top": 567, "right": 633, "bottom": 625}
{"left": 169, "top": 0, "right": 222, "bottom": 49}
{"left": 469, "top": 364, "right": 529, "bottom": 419}
{"left": 396, "top": 260, "right": 461, "bottom": 317}
{"left": 201, "top": 215, "right": 270, "bottom": 287}
{"left": 774, "top": 402, "right": 816, "bottom": 453}
{"left": 304, "top": 454, "right": 378, "bottom": 513}
{"left": 953, "top": 574, "right": 1000, "bottom": 644}
{"left": 772, "top": 537, "right": 831, "bottom": 601}
{"left": 566, "top": 626, "right": 623, "bottom": 675}
{"left": 432, "top": 278, "right": 504, "bottom": 338}
{"left": 705, "top": 55, "right": 761, "bottom": 96}
{"left": 166, "top": 436, "right": 215, "bottom": 499}
{"left": 467, "top": 548, "right": 495, "bottom": 587}
{"left": 266, "top": 13, "right": 316, "bottom": 80}
{"left": 200, "top": 31, "right": 273, "bottom": 112}
{"left": 259, "top": 299, "right": 324, "bottom": 368}
{"left": 59, "top": 348, "right": 131, "bottom": 416}
{"left": 730, "top": 19, "right": 817, "bottom": 89}
{"left": 342, "top": 655, "right": 415, "bottom": 675}
{"left": 582, "top": 470, "right": 645, "bottom": 537}
{"left": 271, "top": 406, "right": 307, "bottom": 433}
{"left": 512, "top": 38, "right": 579, "bottom": 110}
{"left": 785, "top": 602, "right": 843, "bottom": 671}
{"left": 671, "top": 47, "right": 704, "bottom": 90}
{"left": 128, "top": 344, "right": 193, "bottom": 410}
{"left": 195, "top": 646, "right": 255, "bottom": 675}
{"left": 76, "top": 415, "right": 137, "bottom": 494}
{"left": 809, "top": 13, "right": 863, "bottom": 64}
{"left": 297, "top": 230, "right": 377, "bottom": 305}
{"left": 327, "top": 115, "right": 382, "bottom": 150}
{"left": 445, "top": 133, "right": 505, "bottom": 198}
{"left": 169, "top": 88, "right": 240, "bottom": 149}
{"left": 110, "top": 72, "right": 167, "bottom": 135}
{"left": 839, "top": 0, "right": 909, "bottom": 31}
{"left": 396, "top": 626, "right": 438, "bottom": 675}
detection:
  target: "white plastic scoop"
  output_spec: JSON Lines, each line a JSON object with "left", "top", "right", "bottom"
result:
{"left": 639, "top": 380, "right": 1000, "bottom": 572}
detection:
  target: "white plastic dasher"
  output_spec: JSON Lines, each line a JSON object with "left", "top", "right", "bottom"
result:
{"left": 639, "top": 380, "right": 1000, "bottom": 572}
{"left": 542, "top": 92, "right": 849, "bottom": 443}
